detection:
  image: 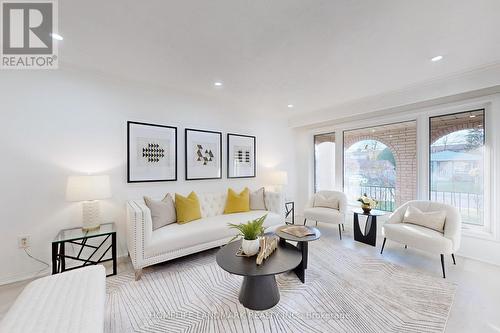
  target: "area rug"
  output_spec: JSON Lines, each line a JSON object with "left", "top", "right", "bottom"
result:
{"left": 105, "top": 239, "right": 456, "bottom": 333}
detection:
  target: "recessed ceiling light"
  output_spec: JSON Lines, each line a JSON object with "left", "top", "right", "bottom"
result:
{"left": 51, "top": 33, "right": 63, "bottom": 41}
{"left": 431, "top": 55, "right": 443, "bottom": 62}
{"left": 470, "top": 115, "right": 476, "bottom": 118}
{"left": 214, "top": 82, "right": 223, "bottom": 87}
{"left": 287, "top": 104, "right": 294, "bottom": 108}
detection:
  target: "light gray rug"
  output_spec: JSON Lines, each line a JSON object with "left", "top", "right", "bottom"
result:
{"left": 105, "top": 239, "right": 456, "bottom": 333}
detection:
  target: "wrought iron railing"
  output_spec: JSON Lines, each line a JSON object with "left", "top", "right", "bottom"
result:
{"left": 357, "top": 185, "right": 396, "bottom": 212}
{"left": 430, "top": 191, "right": 483, "bottom": 225}
{"left": 347, "top": 185, "right": 482, "bottom": 224}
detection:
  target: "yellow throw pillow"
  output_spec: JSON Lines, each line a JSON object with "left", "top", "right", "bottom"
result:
{"left": 224, "top": 188, "right": 250, "bottom": 214}
{"left": 175, "top": 192, "right": 202, "bottom": 224}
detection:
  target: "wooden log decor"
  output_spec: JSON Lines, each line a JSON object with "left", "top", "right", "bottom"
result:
{"left": 256, "top": 236, "right": 278, "bottom": 265}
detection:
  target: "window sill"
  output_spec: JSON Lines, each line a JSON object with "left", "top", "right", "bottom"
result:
{"left": 462, "top": 226, "right": 499, "bottom": 242}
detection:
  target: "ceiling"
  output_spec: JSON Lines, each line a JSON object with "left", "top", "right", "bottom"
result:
{"left": 59, "top": 0, "right": 500, "bottom": 117}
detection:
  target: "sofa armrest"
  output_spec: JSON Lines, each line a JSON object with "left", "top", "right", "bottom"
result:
{"left": 265, "top": 191, "right": 284, "bottom": 217}
{"left": 126, "top": 201, "right": 153, "bottom": 270}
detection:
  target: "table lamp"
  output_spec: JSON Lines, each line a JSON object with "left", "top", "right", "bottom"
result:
{"left": 66, "top": 175, "right": 111, "bottom": 231}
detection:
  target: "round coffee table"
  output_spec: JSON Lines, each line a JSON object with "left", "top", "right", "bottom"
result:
{"left": 275, "top": 225, "right": 321, "bottom": 283}
{"left": 216, "top": 239, "right": 301, "bottom": 310}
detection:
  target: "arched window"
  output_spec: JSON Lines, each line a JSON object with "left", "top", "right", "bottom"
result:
{"left": 344, "top": 139, "right": 396, "bottom": 211}
{"left": 430, "top": 110, "right": 485, "bottom": 226}
{"left": 314, "top": 133, "right": 336, "bottom": 192}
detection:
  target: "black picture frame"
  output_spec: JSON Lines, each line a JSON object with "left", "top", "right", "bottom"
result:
{"left": 185, "top": 128, "right": 223, "bottom": 180}
{"left": 227, "top": 133, "right": 256, "bottom": 178}
{"left": 127, "top": 121, "right": 177, "bottom": 183}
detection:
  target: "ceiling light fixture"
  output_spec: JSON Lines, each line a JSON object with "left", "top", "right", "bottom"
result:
{"left": 287, "top": 104, "right": 294, "bottom": 108}
{"left": 214, "top": 82, "right": 223, "bottom": 87}
{"left": 431, "top": 55, "right": 443, "bottom": 62}
{"left": 51, "top": 33, "right": 64, "bottom": 41}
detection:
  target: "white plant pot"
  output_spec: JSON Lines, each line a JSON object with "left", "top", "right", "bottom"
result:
{"left": 241, "top": 238, "right": 260, "bottom": 256}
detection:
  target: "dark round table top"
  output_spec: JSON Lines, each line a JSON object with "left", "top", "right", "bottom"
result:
{"left": 216, "top": 240, "right": 302, "bottom": 277}
{"left": 352, "top": 208, "right": 388, "bottom": 216}
{"left": 274, "top": 225, "right": 321, "bottom": 242}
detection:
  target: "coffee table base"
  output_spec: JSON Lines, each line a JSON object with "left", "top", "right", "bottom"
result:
{"left": 239, "top": 275, "right": 280, "bottom": 310}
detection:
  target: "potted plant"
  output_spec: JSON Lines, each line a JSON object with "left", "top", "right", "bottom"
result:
{"left": 228, "top": 214, "right": 267, "bottom": 256}
{"left": 357, "top": 193, "right": 378, "bottom": 214}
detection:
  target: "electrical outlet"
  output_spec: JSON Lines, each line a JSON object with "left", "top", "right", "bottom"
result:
{"left": 18, "top": 235, "right": 31, "bottom": 249}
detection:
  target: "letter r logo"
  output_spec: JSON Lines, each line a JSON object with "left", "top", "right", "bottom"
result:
{"left": 2, "top": 2, "right": 53, "bottom": 54}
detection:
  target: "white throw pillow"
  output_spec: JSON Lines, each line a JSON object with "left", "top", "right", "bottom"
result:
{"left": 250, "top": 188, "right": 267, "bottom": 210}
{"left": 144, "top": 194, "right": 177, "bottom": 230}
{"left": 402, "top": 206, "right": 446, "bottom": 232}
{"left": 313, "top": 194, "right": 339, "bottom": 210}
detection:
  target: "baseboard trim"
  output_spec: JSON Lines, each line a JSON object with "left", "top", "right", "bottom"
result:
{"left": 0, "top": 254, "right": 130, "bottom": 286}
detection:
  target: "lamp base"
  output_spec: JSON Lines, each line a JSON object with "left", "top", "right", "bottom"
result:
{"left": 82, "top": 200, "right": 101, "bottom": 231}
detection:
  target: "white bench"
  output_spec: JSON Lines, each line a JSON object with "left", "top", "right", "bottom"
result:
{"left": 0, "top": 265, "right": 106, "bottom": 333}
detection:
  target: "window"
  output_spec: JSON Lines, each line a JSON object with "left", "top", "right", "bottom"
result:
{"left": 343, "top": 121, "right": 417, "bottom": 211}
{"left": 314, "top": 133, "right": 335, "bottom": 192}
{"left": 429, "top": 110, "right": 485, "bottom": 226}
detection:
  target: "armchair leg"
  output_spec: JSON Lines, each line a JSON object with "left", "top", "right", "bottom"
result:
{"left": 404, "top": 245, "right": 407, "bottom": 249}
{"left": 342, "top": 224, "right": 345, "bottom": 231}
{"left": 441, "top": 254, "right": 446, "bottom": 278}
{"left": 338, "top": 224, "right": 342, "bottom": 240}
{"left": 315, "top": 221, "right": 318, "bottom": 226}
{"left": 303, "top": 218, "right": 307, "bottom": 226}
{"left": 380, "top": 238, "right": 386, "bottom": 254}
{"left": 451, "top": 253, "right": 456, "bottom": 265}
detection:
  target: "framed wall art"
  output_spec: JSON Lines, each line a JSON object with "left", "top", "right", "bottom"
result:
{"left": 185, "top": 128, "right": 222, "bottom": 180}
{"left": 127, "top": 121, "right": 177, "bottom": 183}
{"left": 227, "top": 133, "right": 256, "bottom": 178}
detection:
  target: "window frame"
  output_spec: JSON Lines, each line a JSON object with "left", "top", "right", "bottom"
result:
{"left": 341, "top": 120, "right": 417, "bottom": 212}
{"left": 427, "top": 107, "right": 492, "bottom": 237}
{"left": 313, "top": 132, "right": 336, "bottom": 193}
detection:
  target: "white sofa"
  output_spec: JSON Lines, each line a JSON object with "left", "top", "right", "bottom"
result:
{"left": 381, "top": 200, "right": 461, "bottom": 278}
{"left": 126, "top": 191, "right": 284, "bottom": 279}
{"left": 303, "top": 190, "right": 347, "bottom": 239}
{"left": 0, "top": 266, "right": 106, "bottom": 333}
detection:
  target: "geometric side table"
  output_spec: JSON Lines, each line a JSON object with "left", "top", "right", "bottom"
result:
{"left": 352, "top": 209, "right": 387, "bottom": 247}
{"left": 52, "top": 222, "right": 117, "bottom": 276}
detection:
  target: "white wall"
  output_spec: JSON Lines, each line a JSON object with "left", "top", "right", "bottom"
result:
{"left": 0, "top": 67, "right": 296, "bottom": 284}
{"left": 293, "top": 93, "right": 500, "bottom": 266}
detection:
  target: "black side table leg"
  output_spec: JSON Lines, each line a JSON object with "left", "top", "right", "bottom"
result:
{"left": 294, "top": 241, "right": 308, "bottom": 283}
{"left": 60, "top": 242, "right": 66, "bottom": 272}
{"left": 111, "top": 232, "right": 117, "bottom": 276}
{"left": 51, "top": 242, "right": 58, "bottom": 274}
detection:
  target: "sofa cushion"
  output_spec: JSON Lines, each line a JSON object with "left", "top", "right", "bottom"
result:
{"left": 402, "top": 206, "right": 446, "bottom": 232}
{"left": 304, "top": 207, "right": 342, "bottom": 224}
{"left": 383, "top": 223, "right": 453, "bottom": 254}
{"left": 175, "top": 192, "right": 202, "bottom": 224}
{"left": 144, "top": 194, "right": 176, "bottom": 230}
{"left": 145, "top": 211, "right": 281, "bottom": 258}
{"left": 224, "top": 188, "right": 250, "bottom": 214}
{"left": 250, "top": 187, "right": 267, "bottom": 210}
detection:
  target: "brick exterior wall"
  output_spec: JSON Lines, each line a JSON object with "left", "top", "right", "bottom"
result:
{"left": 344, "top": 121, "right": 417, "bottom": 207}
{"left": 430, "top": 117, "right": 483, "bottom": 144}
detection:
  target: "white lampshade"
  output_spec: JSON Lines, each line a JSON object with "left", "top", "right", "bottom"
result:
{"left": 271, "top": 171, "right": 288, "bottom": 186}
{"left": 66, "top": 175, "right": 111, "bottom": 202}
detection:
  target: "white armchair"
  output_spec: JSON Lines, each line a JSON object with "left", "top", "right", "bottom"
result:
{"left": 303, "top": 190, "right": 347, "bottom": 239}
{"left": 381, "top": 200, "right": 461, "bottom": 278}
